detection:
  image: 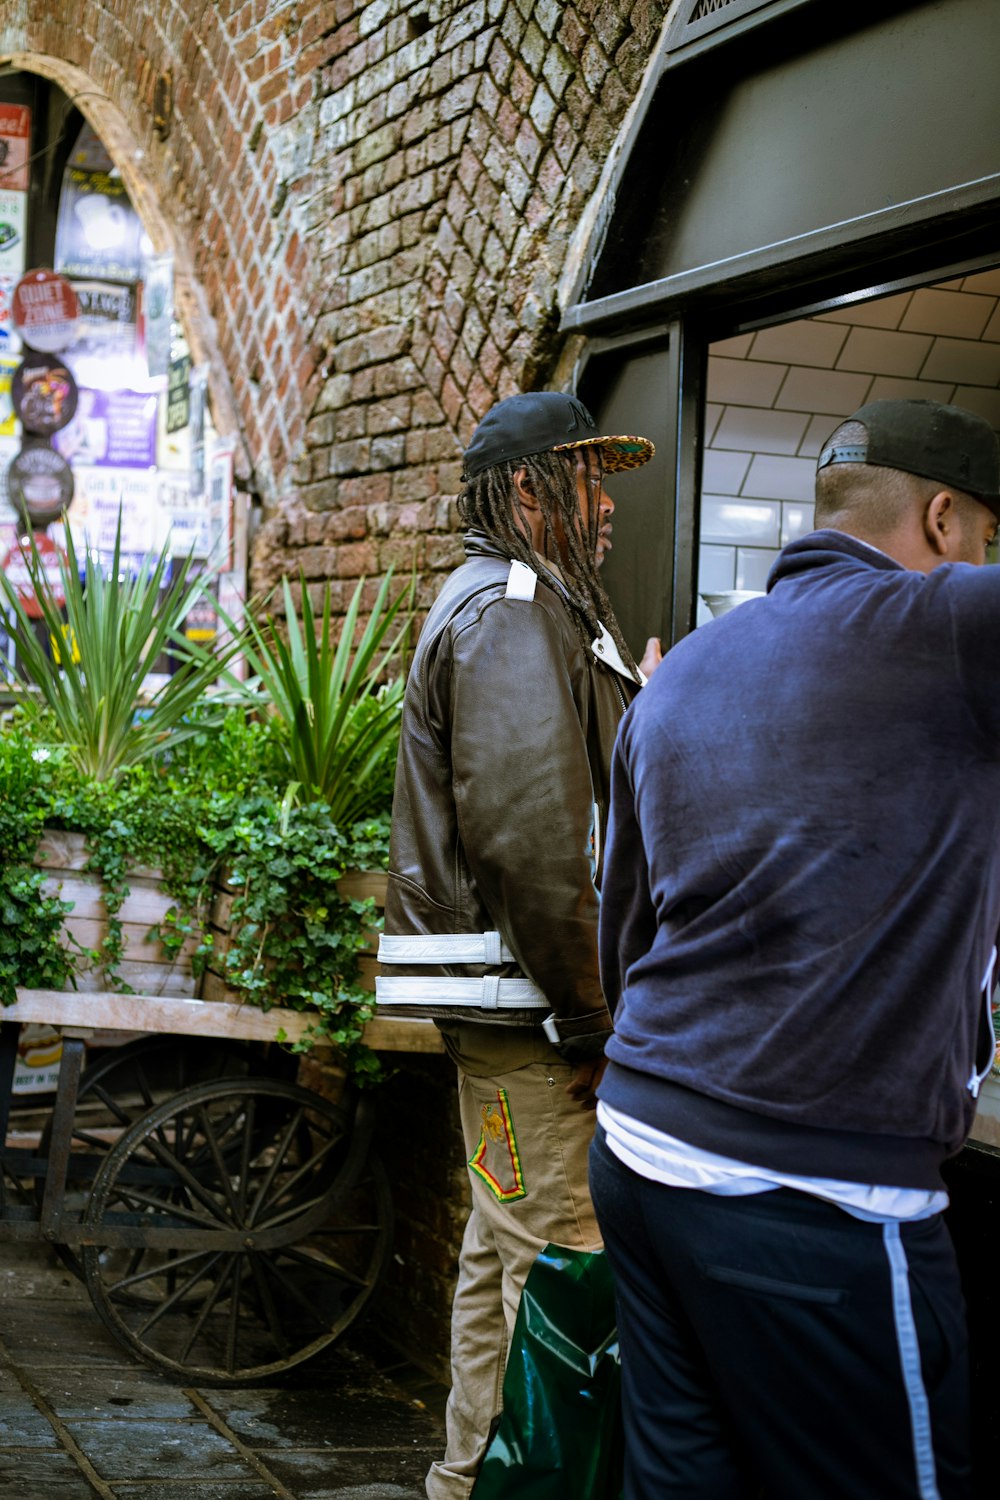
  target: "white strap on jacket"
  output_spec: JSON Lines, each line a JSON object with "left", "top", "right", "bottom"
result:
{"left": 375, "top": 976, "right": 548, "bottom": 1010}
{"left": 592, "top": 623, "right": 645, "bottom": 685}
{"left": 505, "top": 560, "right": 537, "bottom": 600}
{"left": 378, "top": 932, "right": 518, "bottom": 965}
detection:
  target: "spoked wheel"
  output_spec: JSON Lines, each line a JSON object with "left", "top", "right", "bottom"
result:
{"left": 36, "top": 1035, "right": 257, "bottom": 1278}
{"left": 80, "top": 1077, "right": 393, "bottom": 1384}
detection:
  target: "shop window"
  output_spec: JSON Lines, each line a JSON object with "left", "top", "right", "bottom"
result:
{"left": 695, "top": 265, "right": 1000, "bottom": 621}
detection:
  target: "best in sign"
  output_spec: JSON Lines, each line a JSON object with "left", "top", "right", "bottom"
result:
{"left": 12, "top": 269, "right": 80, "bottom": 353}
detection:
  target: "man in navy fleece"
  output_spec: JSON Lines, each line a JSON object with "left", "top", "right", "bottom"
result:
{"left": 590, "top": 399, "right": 1000, "bottom": 1500}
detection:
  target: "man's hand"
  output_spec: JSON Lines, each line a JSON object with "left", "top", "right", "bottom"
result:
{"left": 566, "top": 1055, "right": 608, "bottom": 1110}
{"left": 639, "top": 636, "right": 663, "bottom": 678}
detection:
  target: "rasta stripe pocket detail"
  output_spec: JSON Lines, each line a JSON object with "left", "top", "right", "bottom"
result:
{"left": 469, "top": 1088, "right": 527, "bottom": 1202}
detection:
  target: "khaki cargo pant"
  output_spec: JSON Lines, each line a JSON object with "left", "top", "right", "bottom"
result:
{"left": 426, "top": 1022, "right": 602, "bottom": 1500}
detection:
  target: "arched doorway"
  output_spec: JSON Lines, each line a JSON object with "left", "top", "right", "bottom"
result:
{"left": 0, "top": 56, "right": 248, "bottom": 676}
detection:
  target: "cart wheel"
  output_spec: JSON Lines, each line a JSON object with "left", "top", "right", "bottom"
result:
{"left": 36, "top": 1035, "right": 257, "bottom": 1278}
{"left": 80, "top": 1077, "right": 393, "bottom": 1385}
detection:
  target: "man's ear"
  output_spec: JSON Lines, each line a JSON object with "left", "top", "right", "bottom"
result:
{"left": 923, "top": 490, "right": 955, "bottom": 557}
{"left": 512, "top": 465, "right": 540, "bottom": 512}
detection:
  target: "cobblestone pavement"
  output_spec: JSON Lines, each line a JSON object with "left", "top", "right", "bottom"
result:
{"left": 0, "top": 1241, "right": 447, "bottom": 1499}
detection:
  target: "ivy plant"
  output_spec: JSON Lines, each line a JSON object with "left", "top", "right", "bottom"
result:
{"left": 0, "top": 728, "right": 78, "bottom": 998}
{"left": 0, "top": 704, "right": 394, "bottom": 1083}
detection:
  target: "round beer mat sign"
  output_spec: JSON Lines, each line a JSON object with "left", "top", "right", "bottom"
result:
{"left": 12, "top": 269, "right": 80, "bottom": 354}
{"left": 7, "top": 442, "right": 75, "bottom": 527}
{"left": 11, "top": 355, "right": 78, "bottom": 435}
{"left": 0, "top": 531, "right": 67, "bottom": 618}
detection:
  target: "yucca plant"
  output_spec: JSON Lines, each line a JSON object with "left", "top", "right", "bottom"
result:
{"left": 0, "top": 518, "right": 230, "bottom": 782}
{"left": 236, "top": 570, "right": 413, "bottom": 825}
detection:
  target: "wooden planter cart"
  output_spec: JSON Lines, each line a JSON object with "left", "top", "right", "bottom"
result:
{"left": 0, "top": 870, "right": 443, "bottom": 1388}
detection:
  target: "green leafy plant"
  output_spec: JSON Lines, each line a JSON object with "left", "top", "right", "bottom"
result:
{"left": 0, "top": 701, "right": 391, "bottom": 1081}
{"left": 0, "top": 729, "right": 78, "bottom": 999}
{"left": 0, "top": 521, "right": 230, "bottom": 782}
{"left": 193, "top": 786, "right": 390, "bottom": 1083}
{"left": 235, "top": 572, "right": 412, "bottom": 822}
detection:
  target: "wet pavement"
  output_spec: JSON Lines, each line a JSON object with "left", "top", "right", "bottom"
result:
{"left": 0, "top": 1240, "right": 447, "bottom": 1499}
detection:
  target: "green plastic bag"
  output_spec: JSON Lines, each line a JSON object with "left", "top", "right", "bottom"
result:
{"left": 473, "top": 1245, "right": 624, "bottom": 1500}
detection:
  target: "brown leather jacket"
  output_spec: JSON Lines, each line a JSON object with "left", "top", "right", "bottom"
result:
{"left": 377, "top": 533, "right": 640, "bottom": 1062}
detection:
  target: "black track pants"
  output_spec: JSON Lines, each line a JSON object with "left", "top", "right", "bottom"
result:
{"left": 589, "top": 1127, "right": 971, "bottom": 1500}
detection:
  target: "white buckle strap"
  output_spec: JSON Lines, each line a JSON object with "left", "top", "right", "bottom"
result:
{"left": 375, "top": 976, "right": 548, "bottom": 1009}
{"left": 592, "top": 623, "right": 643, "bottom": 685}
{"left": 378, "top": 932, "right": 519, "bottom": 965}
{"left": 505, "top": 560, "right": 538, "bottom": 601}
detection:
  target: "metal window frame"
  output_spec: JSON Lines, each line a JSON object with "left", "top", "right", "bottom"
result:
{"left": 576, "top": 237, "right": 1000, "bottom": 647}
{"left": 661, "top": 0, "right": 817, "bottom": 66}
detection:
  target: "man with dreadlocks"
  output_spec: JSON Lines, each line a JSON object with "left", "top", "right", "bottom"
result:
{"left": 375, "top": 391, "right": 657, "bottom": 1498}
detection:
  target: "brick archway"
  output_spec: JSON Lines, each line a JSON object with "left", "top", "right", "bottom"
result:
{"left": 2, "top": 1, "right": 670, "bottom": 611}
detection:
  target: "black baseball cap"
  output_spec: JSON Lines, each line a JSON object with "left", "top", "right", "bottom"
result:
{"left": 461, "top": 391, "right": 654, "bottom": 482}
{"left": 818, "top": 399, "right": 1000, "bottom": 518}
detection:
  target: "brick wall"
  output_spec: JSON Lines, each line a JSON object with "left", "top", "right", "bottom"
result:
{"left": 2, "top": 0, "right": 665, "bottom": 1378}
{"left": 257, "top": 0, "right": 668, "bottom": 622}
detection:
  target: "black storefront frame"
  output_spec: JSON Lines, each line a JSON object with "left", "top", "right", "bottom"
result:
{"left": 570, "top": 229, "right": 1000, "bottom": 1495}
{"left": 561, "top": 7, "right": 1000, "bottom": 1473}
{"left": 571, "top": 223, "right": 1000, "bottom": 652}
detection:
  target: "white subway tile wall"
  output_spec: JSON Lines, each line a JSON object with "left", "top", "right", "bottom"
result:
{"left": 701, "top": 497, "right": 781, "bottom": 546}
{"left": 696, "top": 270, "right": 1000, "bottom": 614}
{"left": 698, "top": 543, "right": 737, "bottom": 593}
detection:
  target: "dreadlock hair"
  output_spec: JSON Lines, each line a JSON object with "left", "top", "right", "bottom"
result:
{"left": 457, "top": 448, "right": 639, "bottom": 676}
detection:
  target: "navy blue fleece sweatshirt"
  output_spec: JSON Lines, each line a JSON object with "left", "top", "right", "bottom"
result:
{"left": 598, "top": 530, "right": 1000, "bottom": 1190}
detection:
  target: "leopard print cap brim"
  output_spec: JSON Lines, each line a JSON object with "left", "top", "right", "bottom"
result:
{"left": 552, "top": 434, "right": 655, "bottom": 472}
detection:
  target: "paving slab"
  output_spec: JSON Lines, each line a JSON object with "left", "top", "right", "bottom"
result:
{"left": 32, "top": 1368, "right": 199, "bottom": 1422}
{"left": 202, "top": 1382, "right": 439, "bottom": 1452}
{"left": 61, "top": 1417, "right": 265, "bottom": 1482}
{"left": 112, "top": 1486, "right": 278, "bottom": 1499}
{"left": 0, "top": 1450, "right": 103, "bottom": 1497}
{"left": 258, "top": 1445, "right": 431, "bottom": 1499}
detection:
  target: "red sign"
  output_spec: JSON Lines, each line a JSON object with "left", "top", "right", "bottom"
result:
{"left": 1, "top": 533, "right": 67, "bottom": 619}
{"left": 12, "top": 270, "right": 80, "bottom": 353}
{"left": 0, "top": 106, "right": 31, "bottom": 194}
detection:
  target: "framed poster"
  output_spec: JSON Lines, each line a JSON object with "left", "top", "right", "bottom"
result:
{"left": 54, "top": 387, "right": 157, "bottom": 468}
{"left": 0, "top": 104, "right": 31, "bottom": 194}
{"left": 208, "top": 443, "right": 234, "bottom": 571}
{"left": 66, "top": 280, "right": 139, "bottom": 360}
{"left": 0, "top": 191, "right": 26, "bottom": 277}
{"left": 141, "top": 254, "right": 173, "bottom": 378}
{"left": 156, "top": 469, "right": 206, "bottom": 557}
{"left": 65, "top": 466, "right": 167, "bottom": 558}
{"left": 55, "top": 167, "right": 147, "bottom": 283}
